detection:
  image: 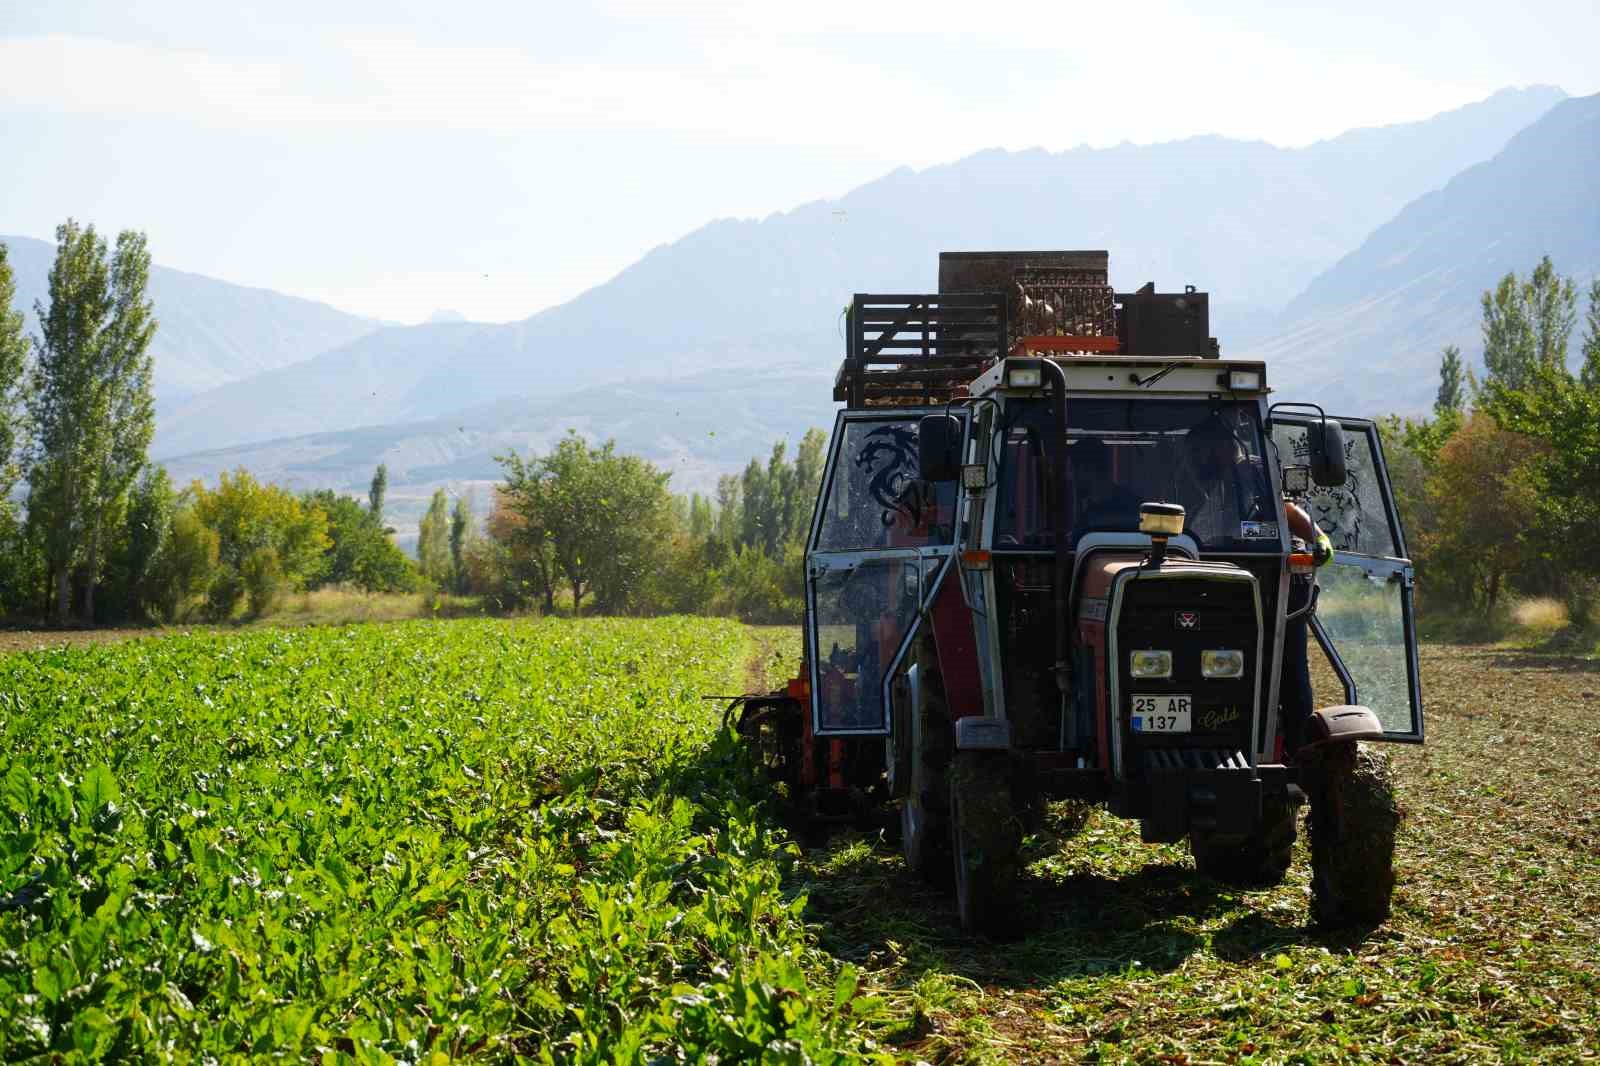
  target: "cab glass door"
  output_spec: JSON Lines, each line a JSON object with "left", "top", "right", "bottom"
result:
{"left": 806, "top": 411, "right": 960, "bottom": 736}
{"left": 1270, "top": 415, "right": 1423, "bottom": 741}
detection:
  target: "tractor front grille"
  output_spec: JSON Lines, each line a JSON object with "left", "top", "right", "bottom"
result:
{"left": 1140, "top": 748, "right": 1249, "bottom": 771}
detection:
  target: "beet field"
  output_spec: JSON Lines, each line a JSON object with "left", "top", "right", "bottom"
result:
{"left": 1, "top": 620, "right": 1595, "bottom": 1063}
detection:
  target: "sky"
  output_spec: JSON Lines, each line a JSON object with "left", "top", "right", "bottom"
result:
{"left": 2, "top": 0, "right": 1596, "bottom": 325}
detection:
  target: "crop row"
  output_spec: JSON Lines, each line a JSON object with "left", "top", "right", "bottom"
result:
{"left": 0, "top": 619, "right": 886, "bottom": 1062}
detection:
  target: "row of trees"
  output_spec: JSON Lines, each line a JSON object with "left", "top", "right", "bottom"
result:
{"left": 1, "top": 228, "right": 427, "bottom": 624}
{"left": 468, "top": 430, "right": 826, "bottom": 620}
{"left": 1384, "top": 256, "right": 1600, "bottom": 625}
{"left": 1, "top": 223, "right": 819, "bottom": 625}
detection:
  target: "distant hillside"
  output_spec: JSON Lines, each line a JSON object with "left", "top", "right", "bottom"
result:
{"left": 154, "top": 86, "right": 1564, "bottom": 457}
{"left": 1245, "top": 92, "right": 1600, "bottom": 415}
{"left": 160, "top": 364, "right": 834, "bottom": 540}
{"left": 1, "top": 234, "right": 385, "bottom": 404}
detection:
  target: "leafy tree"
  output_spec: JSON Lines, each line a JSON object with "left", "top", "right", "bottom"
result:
{"left": 99, "top": 465, "right": 174, "bottom": 621}
{"left": 1478, "top": 263, "right": 1600, "bottom": 623}
{"left": 81, "top": 231, "right": 157, "bottom": 622}
{"left": 417, "top": 488, "right": 452, "bottom": 586}
{"left": 23, "top": 222, "right": 157, "bottom": 622}
{"left": 496, "top": 432, "right": 672, "bottom": 614}
{"left": 791, "top": 428, "right": 827, "bottom": 536}
{"left": 1423, "top": 414, "right": 1543, "bottom": 615}
{"left": 368, "top": 463, "right": 388, "bottom": 525}
{"left": 710, "top": 474, "right": 741, "bottom": 563}
{"left": 0, "top": 243, "right": 30, "bottom": 610}
{"left": 686, "top": 493, "right": 715, "bottom": 542}
{"left": 1435, "top": 345, "right": 1465, "bottom": 417}
{"left": 1480, "top": 256, "right": 1578, "bottom": 392}
{"left": 27, "top": 220, "right": 112, "bottom": 622}
{"left": 152, "top": 507, "right": 219, "bottom": 622}
{"left": 482, "top": 482, "right": 558, "bottom": 612}
{"left": 0, "top": 504, "right": 44, "bottom": 616}
{"left": 304, "top": 489, "right": 415, "bottom": 593}
{"left": 1526, "top": 256, "right": 1578, "bottom": 373}
{"left": 1581, "top": 277, "right": 1600, "bottom": 391}
{"left": 190, "top": 469, "right": 330, "bottom": 617}
{"left": 449, "top": 495, "right": 472, "bottom": 594}
{"left": 0, "top": 241, "right": 29, "bottom": 502}
{"left": 739, "top": 456, "right": 768, "bottom": 553}
{"left": 474, "top": 487, "right": 549, "bottom": 611}
{"left": 1481, "top": 366, "right": 1600, "bottom": 623}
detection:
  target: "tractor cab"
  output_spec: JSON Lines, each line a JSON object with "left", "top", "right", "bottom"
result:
{"left": 742, "top": 249, "right": 1423, "bottom": 935}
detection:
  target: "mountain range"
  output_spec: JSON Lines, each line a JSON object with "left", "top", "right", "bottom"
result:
{"left": 1, "top": 234, "right": 385, "bottom": 404}
{"left": 1244, "top": 92, "right": 1600, "bottom": 410}
{"left": 145, "top": 85, "right": 1565, "bottom": 459}
{"left": 5, "top": 85, "right": 1596, "bottom": 540}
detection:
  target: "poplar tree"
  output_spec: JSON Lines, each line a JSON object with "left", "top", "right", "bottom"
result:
{"left": 0, "top": 243, "right": 29, "bottom": 608}
{"left": 1480, "top": 256, "right": 1578, "bottom": 392}
{"left": 82, "top": 232, "right": 157, "bottom": 621}
{"left": 368, "top": 464, "right": 388, "bottom": 525}
{"left": 449, "top": 494, "right": 471, "bottom": 593}
{"left": 1435, "top": 345, "right": 1465, "bottom": 417}
{"left": 28, "top": 221, "right": 112, "bottom": 622}
{"left": 26, "top": 222, "right": 157, "bottom": 623}
{"left": 417, "top": 488, "right": 451, "bottom": 585}
{"left": 1581, "top": 278, "right": 1600, "bottom": 391}
{"left": 0, "top": 243, "right": 29, "bottom": 501}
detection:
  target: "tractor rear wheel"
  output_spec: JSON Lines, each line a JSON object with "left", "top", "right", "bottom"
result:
{"left": 1309, "top": 742, "right": 1399, "bottom": 928}
{"left": 1189, "top": 792, "right": 1299, "bottom": 888}
{"left": 951, "top": 749, "right": 1022, "bottom": 937}
{"left": 901, "top": 633, "right": 952, "bottom": 882}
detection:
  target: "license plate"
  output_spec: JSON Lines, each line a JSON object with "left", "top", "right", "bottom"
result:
{"left": 1132, "top": 694, "right": 1192, "bottom": 733}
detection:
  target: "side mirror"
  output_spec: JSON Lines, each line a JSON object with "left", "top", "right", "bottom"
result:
{"left": 1309, "top": 418, "right": 1347, "bottom": 487}
{"left": 917, "top": 414, "right": 962, "bottom": 483}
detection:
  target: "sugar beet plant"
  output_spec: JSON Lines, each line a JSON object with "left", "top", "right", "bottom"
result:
{"left": 0, "top": 619, "right": 887, "bottom": 1062}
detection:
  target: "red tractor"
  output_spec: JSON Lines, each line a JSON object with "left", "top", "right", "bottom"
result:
{"left": 735, "top": 251, "right": 1422, "bottom": 935}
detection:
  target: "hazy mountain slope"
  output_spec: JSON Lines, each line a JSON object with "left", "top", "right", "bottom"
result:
{"left": 2, "top": 234, "right": 385, "bottom": 404}
{"left": 155, "top": 86, "right": 1563, "bottom": 456}
{"left": 1245, "top": 92, "right": 1600, "bottom": 415}
{"left": 161, "top": 364, "right": 834, "bottom": 540}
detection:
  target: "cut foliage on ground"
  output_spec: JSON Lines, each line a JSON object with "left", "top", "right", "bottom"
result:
{"left": 774, "top": 634, "right": 1599, "bottom": 1063}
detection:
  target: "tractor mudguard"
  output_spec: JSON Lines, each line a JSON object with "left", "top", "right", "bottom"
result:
{"left": 1298, "top": 705, "right": 1383, "bottom": 755}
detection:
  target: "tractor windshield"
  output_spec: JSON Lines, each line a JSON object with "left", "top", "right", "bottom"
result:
{"left": 993, "top": 398, "right": 1277, "bottom": 552}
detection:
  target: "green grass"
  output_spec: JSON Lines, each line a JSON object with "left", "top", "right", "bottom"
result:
{"left": 0, "top": 618, "right": 887, "bottom": 1062}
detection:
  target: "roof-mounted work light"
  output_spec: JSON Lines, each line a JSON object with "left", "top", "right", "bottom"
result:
{"left": 1007, "top": 363, "right": 1043, "bottom": 389}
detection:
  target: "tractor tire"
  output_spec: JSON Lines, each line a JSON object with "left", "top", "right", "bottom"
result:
{"left": 1188, "top": 792, "right": 1299, "bottom": 888}
{"left": 951, "top": 749, "right": 1023, "bottom": 937}
{"left": 902, "top": 633, "right": 952, "bottom": 882}
{"left": 1310, "top": 742, "right": 1399, "bottom": 929}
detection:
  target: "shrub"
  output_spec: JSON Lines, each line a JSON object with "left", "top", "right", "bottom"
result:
{"left": 241, "top": 546, "right": 284, "bottom": 617}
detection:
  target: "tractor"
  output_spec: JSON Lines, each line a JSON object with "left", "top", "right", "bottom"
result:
{"left": 733, "top": 250, "right": 1422, "bottom": 935}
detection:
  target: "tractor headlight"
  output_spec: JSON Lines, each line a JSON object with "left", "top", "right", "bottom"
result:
{"left": 1201, "top": 649, "right": 1245, "bottom": 679}
{"left": 1129, "top": 650, "right": 1172, "bottom": 679}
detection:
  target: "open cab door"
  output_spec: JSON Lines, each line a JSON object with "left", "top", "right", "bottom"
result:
{"left": 805, "top": 410, "right": 963, "bottom": 736}
{"left": 1270, "top": 413, "right": 1424, "bottom": 742}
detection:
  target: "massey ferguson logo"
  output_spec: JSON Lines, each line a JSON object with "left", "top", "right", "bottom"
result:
{"left": 1175, "top": 611, "right": 1200, "bottom": 631}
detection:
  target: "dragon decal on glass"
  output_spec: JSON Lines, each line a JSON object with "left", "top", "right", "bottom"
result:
{"left": 853, "top": 424, "right": 923, "bottom": 529}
